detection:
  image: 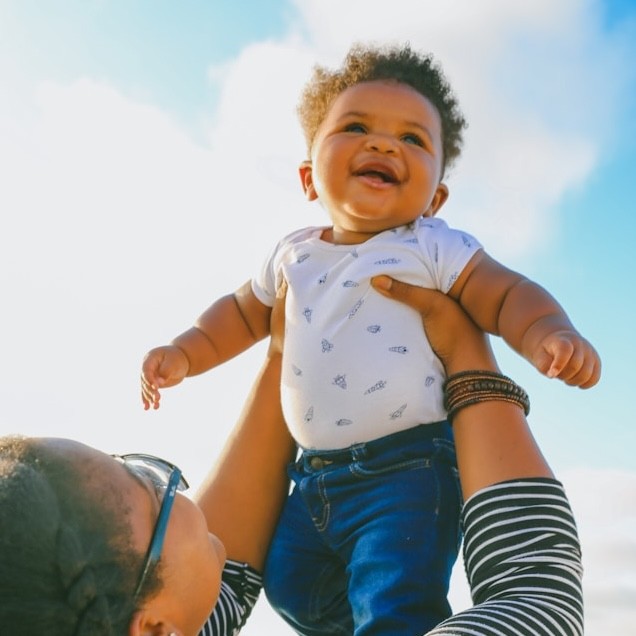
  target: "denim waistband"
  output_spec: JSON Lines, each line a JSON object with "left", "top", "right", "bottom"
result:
{"left": 299, "top": 421, "right": 452, "bottom": 469}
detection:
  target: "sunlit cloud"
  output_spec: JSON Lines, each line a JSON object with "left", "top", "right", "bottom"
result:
{"left": 561, "top": 468, "right": 636, "bottom": 634}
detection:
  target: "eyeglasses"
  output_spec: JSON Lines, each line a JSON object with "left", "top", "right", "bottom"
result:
{"left": 112, "top": 453, "right": 190, "bottom": 598}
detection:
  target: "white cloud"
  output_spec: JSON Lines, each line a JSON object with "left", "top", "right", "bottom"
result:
{"left": 561, "top": 468, "right": 636, "bottom": 635}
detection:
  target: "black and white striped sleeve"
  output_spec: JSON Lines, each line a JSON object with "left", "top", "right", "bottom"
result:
{"left": 428, "top": 478, "right": 584, "bottom": 636}
{"left": 198, "top": 559, "right": 262, "bottom": 636}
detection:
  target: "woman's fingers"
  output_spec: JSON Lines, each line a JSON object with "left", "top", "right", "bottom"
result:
{"left": 268, "top": 278, "right": 288, "bottom": 356}
{"left": 371, "top": 275, "right": 497, "bottom": 374}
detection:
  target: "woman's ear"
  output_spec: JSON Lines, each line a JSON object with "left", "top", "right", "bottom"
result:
{"left": 423, "top": 182, "right": 449, "bottom": 217}
{"left": 298, "top": 160, "right": 318, "bottom": 201}
{"left": 128, "top": 609, "right": 178, "bottom": 636}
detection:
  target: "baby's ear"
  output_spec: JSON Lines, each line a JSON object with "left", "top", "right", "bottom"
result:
{"left": 298, "top": 160, "right": 318, "bottom": 201}
{"left": 424, "top": 182, "right": 449, "bottom": 217}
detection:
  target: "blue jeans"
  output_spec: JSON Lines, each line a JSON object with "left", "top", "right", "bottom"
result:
{"left": 263, "top": 422, "right": 462, "bottom": 636}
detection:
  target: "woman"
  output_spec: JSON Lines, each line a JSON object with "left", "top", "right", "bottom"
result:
{"left": 0, "top": 278, "right": 583, "bottom": 635}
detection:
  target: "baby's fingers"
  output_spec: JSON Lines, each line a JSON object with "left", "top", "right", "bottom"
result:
{"left": 544, "top": 337, "right": 601, "bottom": 389}
{"left": 536, "top": 336, "right": 574, "bottom": 379}
{"left": 141, "top": 374, "right": 161, "bottom": 410}
{"left": 561, "top": 350, "right": 601, "bottom": 388}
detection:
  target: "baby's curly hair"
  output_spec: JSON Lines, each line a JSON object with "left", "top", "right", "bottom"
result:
{"left": 298, "top": 43, "right": 467, "bottom": 175}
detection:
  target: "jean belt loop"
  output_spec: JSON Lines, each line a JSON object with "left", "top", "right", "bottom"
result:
{"left": 351, "top": 442, "right": 366, "bottom": 461}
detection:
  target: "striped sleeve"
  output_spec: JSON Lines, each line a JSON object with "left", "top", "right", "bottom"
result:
{"left": 198, "top": 559, "right": 262, "bottom": 636}
{"left": 427, "top": 478, "right": 584, "bottom": 636}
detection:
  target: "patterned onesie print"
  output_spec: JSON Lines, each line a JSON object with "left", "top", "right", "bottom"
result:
{"left": 252, "top": 217, "right": 482, "bottom": 450}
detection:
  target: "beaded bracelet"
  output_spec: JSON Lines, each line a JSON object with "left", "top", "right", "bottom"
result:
{"left": 443, "top": 370, "right": 530, "bottom": 421}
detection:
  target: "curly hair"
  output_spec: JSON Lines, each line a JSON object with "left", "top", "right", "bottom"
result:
{"left": 0, "top": 437, "right": 161, "bottom": 636}
{"left": 298, "top": 43, "right": 467, "bottom": 175}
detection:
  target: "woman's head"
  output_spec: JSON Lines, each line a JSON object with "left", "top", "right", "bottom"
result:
{"left": 0, "top": 437, "right": 225, "bottom": 636}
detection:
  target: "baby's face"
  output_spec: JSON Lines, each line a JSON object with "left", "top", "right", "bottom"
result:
{"left": 301, "top": 79, "right": 448, "bottom": 245}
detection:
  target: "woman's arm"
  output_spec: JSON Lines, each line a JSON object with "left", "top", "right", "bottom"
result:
{"left": 194, "top": 353, "right": 295, "bottom": 636}
{"left": 194, "top": 351, "right": 296, "bottom": 572}
{"left": 371, "top": 276, "right": 583, "bottom": 636}
{"left": 195, "top": 353, "right": 295, "bottom": 635}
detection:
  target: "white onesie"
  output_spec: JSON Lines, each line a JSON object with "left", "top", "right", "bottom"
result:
{"left": 252, "top": 217, "right": 482, "bottom": 450}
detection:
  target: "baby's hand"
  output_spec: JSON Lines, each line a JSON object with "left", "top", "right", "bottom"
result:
{"left": 531, "top": 330, "right": 601, "bottom": 388}
{"left": 140, "top": 345, "right": 190, "bottom": 410}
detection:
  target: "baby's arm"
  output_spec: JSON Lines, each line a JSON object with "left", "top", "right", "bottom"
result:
{"left": 141, "top": 281, "right": 271, "bottom": 409}
{"left": 450, "top": 251, "right": 601, "bottom": 388}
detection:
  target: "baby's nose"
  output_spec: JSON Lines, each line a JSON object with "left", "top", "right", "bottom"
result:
{"left": 367, "top": 134, "right": 397, "bottom": 153}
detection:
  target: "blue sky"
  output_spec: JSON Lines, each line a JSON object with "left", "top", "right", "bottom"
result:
{"left": 1, "top": 1, "right": 635, "bottom": 633}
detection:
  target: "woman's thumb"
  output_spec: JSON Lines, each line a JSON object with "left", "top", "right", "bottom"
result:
{"left": 371, "top": 275, "right": 433, "bottom": 312}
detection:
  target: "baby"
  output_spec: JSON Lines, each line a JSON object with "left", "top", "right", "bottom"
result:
{"left": 142, "top": 43, "right": 600, "bottom": 634}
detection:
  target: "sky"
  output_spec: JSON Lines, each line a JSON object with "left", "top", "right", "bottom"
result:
{"left": 1, "top": 0, "right": 635, "bottom": 633}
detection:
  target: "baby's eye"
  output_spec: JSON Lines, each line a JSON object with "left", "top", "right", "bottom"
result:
{"left": 344, "top": 123, "right": 367, "bottom": 134}
{"left": 401, "top": 133, "right": 424, "bottom": 147}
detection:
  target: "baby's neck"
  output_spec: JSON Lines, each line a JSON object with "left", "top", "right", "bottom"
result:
{"left": 323, "top": 225, "right": 401, "bottom": 245}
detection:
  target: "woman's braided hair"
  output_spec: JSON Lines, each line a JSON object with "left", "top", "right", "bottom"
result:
{"left": 298, "top": 42, "right": 467, "bottom": 176}
{"left": 0, "top": 437, "right": 160, "bottom": 635}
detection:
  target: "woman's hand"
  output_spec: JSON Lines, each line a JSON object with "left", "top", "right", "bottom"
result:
{"left": 268, "top": 278, "right": 288, "bottom": 358}
{"left": 370, "top": 276, "right": 499, "bottom": 376}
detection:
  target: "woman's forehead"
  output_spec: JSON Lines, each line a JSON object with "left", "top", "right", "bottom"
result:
{"left": 48, "top": 439, "right": 158, "bottom": 546}
{"left": 33, "top": 437, "right": 153, "bottom": 509}
{"left": 33, "top": 436, "right": 102, "bottom": 456}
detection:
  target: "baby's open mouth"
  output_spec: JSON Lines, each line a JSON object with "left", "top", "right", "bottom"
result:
{"left": 354, "top": 168, "right": 399, "bottom": 184}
